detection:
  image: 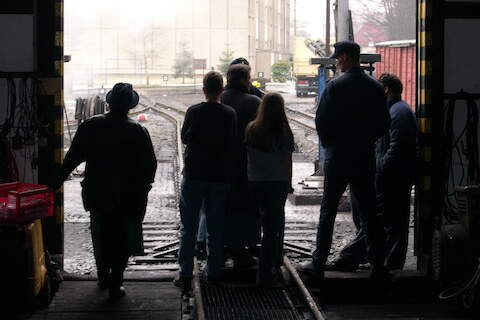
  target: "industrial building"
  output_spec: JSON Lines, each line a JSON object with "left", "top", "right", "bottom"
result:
{"left": 64, "top": 0, "right": 292, "bottom": 95}
{"left": 1, "top": 0, "right": 480, "bottom": 319}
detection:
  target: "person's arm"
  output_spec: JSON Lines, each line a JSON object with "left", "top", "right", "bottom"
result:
{"left": 143, "top": 127, "right": 157, "bottom": 185}
{"left": 315, "top": 83, "right": 335, "bottom": 147}
{"left": 181, "top": 108, "right": 192, "bottom": 145}
{"left": 380, "top": 107, "right": 410, "bottom": 173}
{"left": 227, "top": 111, "right": 238, "bottom": 183}
{"left": 373, "top": 90, "right": 391, "bottom": 141}
{"left": 284, "top": 129, "right": 295, "bottom": 193}
{"left": 50, "top": 121, "right": 89, "bottom": 189}
{"left": 287, "top": 153, "right": 294, "bottom": 193}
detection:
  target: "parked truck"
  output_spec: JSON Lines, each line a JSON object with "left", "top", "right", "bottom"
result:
{"left": 293, "top": 37, "right": 325, "bottom": 97}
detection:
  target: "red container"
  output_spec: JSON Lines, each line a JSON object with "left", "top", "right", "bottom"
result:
{"left": 375, "top": 40, "right": 416, "bottom": 110}
{"left": 0, "top": 182, "right": 54, "bottom": 225}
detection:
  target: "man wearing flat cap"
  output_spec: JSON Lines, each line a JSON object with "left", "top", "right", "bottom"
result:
{"left": 298, "top": 41, "right": 391, "bottom": 279}
{"left": 51, "top": 83, "right": 157, "bottom": 299}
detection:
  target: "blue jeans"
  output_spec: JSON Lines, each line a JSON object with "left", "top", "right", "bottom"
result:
{"left": 338, "top": 192, "right": 368, "bottom": 265}
{"left": 250, "top": 181, "right": 288, "bottom": 282}
{"left": 178, "top": 178, "right": 228, "bottom": 278}
{"left": 313, "top": 170, "right": 386, "bottom": 268}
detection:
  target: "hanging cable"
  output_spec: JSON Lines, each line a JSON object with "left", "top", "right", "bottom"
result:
{"left": 439, "top": 258, "right": 480, "bottom": 308}
{"left": 442, "top": 93, "right": 480, "bottom": 222}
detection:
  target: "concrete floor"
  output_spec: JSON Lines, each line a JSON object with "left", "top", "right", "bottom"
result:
{"left": 28, "top": 281, "right": 181, "bottom": 320}
{"left": 25, "top": 277, "right": 472, "bottom": 320}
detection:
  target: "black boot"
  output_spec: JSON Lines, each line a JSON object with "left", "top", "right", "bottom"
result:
{"left": 97, "top": 269, "right": 111, "bottom": 290}
{"left": 109, "top": 269, "right": 126, "bottom": 300}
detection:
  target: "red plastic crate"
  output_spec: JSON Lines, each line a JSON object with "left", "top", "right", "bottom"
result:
{"left": 0, "top": 182, "right": 54, "bottom": 225}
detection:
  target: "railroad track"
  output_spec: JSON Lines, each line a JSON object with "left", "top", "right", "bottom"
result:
{"left": 184, "top": 255, "right": 326, "bottom": 320}
{"left": 138, "top": 98, "right": 327, "bottom": 320}
{"left": 126, "top": 99, "right": 185, "bottom": 271}
{"left": 65, "top": 97, "right": 319, "bottom": 271}
{"left": 285, "top": 106, "right": 316, "bottom": 133}
{"left": 124, "top": 98, "right": 318, "bottom": 270}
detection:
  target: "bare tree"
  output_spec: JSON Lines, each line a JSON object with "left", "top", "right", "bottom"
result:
{"left": 124, "top": 26, "right": 164, "bottom": 86}
{"left": 354, "top": 0, "right": 415, "bottom": 40}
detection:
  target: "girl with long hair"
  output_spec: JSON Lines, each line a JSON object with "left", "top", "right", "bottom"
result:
{"left": 245, "top": 92, "right": 295, "bottom": 286}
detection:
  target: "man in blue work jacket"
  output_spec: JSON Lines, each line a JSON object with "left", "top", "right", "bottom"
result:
{"left": 298, "top": 41, "right": 391, "bottom": 279}
{"left": 325, "top": 73, "right": 419, "bottom": 272}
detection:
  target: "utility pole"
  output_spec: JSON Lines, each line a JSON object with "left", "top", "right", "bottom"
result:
{"left": 294, "top": 0, "right": 297, "bottom": 37}
{"left": 336, "top": 0, "right": 349, "bottom": 42}
{"left": 325, "top": 0, "right": 331, "bottom": 56}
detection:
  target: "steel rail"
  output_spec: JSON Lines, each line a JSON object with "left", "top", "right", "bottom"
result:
{"left": 283, "top": 257, "right": 327, "bottom": 320}
{"left": 193, "top": 257, "right": 206, "bottom": 320}
{"left": 285, "top": 106, "right": 315, "bottom": 121}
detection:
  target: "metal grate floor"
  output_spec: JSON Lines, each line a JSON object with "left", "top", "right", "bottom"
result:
{"left": 201, "top": 282, "right": 303, "bottom": 320}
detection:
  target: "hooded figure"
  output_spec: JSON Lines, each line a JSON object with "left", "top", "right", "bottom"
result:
{"left": 51, "top": 83, "right": 157, "bottom": 299}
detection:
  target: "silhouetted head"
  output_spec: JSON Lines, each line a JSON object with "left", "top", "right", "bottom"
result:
{"left": 202, "top": 71, "right": 224, "bottom": 100}
{"left": 330, "top": 41, "right": 360, "bottom": 72}
{"left": 246, "top": 92, "right": 293, "bottom": 151}
{"left": 256, "top": 92, "right": 287, "bottom": 128}
{"left": 379, "top": 73, "right": 403, "bottom": 101}
{"left": 230, "top": 57, "right": 250, "bottom": 66}
{"left": 106, "top": 83, "right": 139, "bottom": 114}
{"left": 227, "top": 64, "right": 251, "bottom": 91}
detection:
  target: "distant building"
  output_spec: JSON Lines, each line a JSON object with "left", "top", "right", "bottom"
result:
{"left": 354, "top": 22, "right": 387, "bottom": 48}
{"left": 64, "top": 0, "right": 292, "bottom": 93}
{"left": 168, "top": 0, "right": 292, "bottom": 80}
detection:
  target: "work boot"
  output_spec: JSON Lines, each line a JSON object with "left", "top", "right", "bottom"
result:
{"left": 233, "top": 249, "right": 258, "bottom": 269}
{"left": 369, "top": 265, "right": 392, "bottom": 280}
{"left": 324, "top": 258, "right": 358, "bottom": 272}
{"left": 108, "top": 286, "right": 126, "bottom": 300}
{"left": 97, "top": 269, "right": 111, "bottom": 290}
{"left": 173, "top": 273, "right": 192, "bottom": 292}
{"left": 257, "top": 267, "right": 282, "bottom": 288}
{"left": 297, "top": 261, "right": 325, "bottom": 286}
{"left": 297, "top": 261, "right": 324, "bottom": 275}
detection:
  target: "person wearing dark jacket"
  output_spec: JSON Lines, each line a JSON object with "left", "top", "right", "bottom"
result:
{"left": 175, "top": 71, "right": 237, "bottom": 290}
{"left": 376, "top": 73, "right": 419, "bottom": 270}
{"left": 245, "top": 92, "right": 295, "bottom": 286}
{"left": 298, "top": 41, "right": 391, "bottom": 279}
{"left": 221, "top": 64, "right": 262, "bottom": 267}
{"left": 325, "top": 73, "right": 419, "bottom": 272}
{"left": 195, "top": 57, "right": 264, "bottom": 254}
{"left": 51, "top": 83, "right": 157, "bottom": 299}
{"left": 230, "top": 57, "right": 265, "bottom": 99}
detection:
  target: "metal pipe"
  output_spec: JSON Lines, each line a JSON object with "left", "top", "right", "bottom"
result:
{"left": 283, "top": 256, "right": 327, "bottom": 320}
{"left": 336, "top": 0, "right": 349, "bottom": 42}
{"left": 326, "top": 0, "right": 331, "bottom": 56}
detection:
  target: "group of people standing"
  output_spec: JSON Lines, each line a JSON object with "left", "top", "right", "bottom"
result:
{"left": 177, "top": 60, "right": 295, "bottom": 289}
{"left": 176, "top": 40, "right": 418, "bottom": 289}
{"left": 52, "top": 39, "right": 418, "bottom": 300}
{"left": 299, "top": 41, "right": 418, "bottom": 279}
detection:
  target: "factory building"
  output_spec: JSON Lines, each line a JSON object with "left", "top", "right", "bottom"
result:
{"left": 64, "top": 0, "right": 292, "bottom": 94}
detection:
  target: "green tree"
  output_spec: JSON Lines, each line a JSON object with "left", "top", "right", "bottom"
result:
{"left": 173, "top": 41, "right": 193, "bottom": 84}
{"left": 271, "top": 60, "right": 292, "bottom": 83}
{"left": 217, "top": 47, "right": 235, "bottom": 74}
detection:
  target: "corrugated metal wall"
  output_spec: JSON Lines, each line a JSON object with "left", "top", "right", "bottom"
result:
{"left": 376, "top": 44, "right": 416, "bottom": 110}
